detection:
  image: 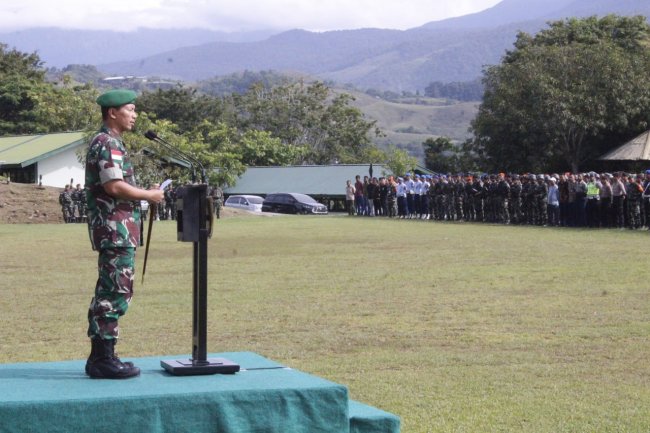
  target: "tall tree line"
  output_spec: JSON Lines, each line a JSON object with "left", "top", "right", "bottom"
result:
{"left": 468, "top": 15, "right": 650, "bottom": 173}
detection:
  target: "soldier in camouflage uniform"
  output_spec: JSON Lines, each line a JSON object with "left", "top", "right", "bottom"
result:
{"left": 485, "top": 175, "right": 498, "bottom": 223}
{"left": 642, "top": 170, "right": 650, "bottom": 229}
{"left": 84, "top": 89, "right": 164, "bottom": 379}
{"left": 59, "top": 185, "right": 74, "bottom": 223}
{"left": 474, "top": 175, "right": 487, "bottom": 222}
{"left": 462, "top": 175, "right": 474, "bottom": 221}
{"left": 453, "top": 175, "right": 465, "bottom": 221}
{"left": 440, "top": 176, "right": 452, "bottom": 220}
{"left": 211, "top": 185, "right": 224, "bottom": 219}
{"left": 431, "top": 177, "right": 443, "bottom": 220}
{"left": 522, "top": 175, "right": 536, "bottom": 225}
{"left": 534, "top": 175, "right": 548, "bottom": 226}
{"left": 164, "top": 185, "right": 176, "bottom": 220}
{"left": 496, "top": 173, "right": 511, "bottom": 224}
{"left": 626, "top": 174, "right": 644, "bottom": 229}
{"left": 510, "top": 175, "right": 523, "bottom": 224}
{"left": 72, "top": 183, "right": 86, "bottom": 222}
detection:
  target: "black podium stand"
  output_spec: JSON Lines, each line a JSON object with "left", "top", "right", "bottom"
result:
{"left": 161, "top": 184, "right": 240, "bottom": 375}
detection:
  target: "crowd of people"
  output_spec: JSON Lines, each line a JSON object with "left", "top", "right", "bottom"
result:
{"left": 58, "top": 184, "right": 86, "bottom": 223}
{"left": 345, "top": 171, "right": 650, "bottom": 229}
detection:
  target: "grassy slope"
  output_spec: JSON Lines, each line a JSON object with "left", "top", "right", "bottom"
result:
{"left": 341, "top": 89, "right": 479, "bottom": 156}
{"left": 1, "top": 217, "right": 649, "bottom": 432}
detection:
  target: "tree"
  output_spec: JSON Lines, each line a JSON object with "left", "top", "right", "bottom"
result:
{"left": 385, "top": 145, "right": 418, "bottom": 178}
{"left": 237, "top": 129, "right": 307, "bottom": 166}
{"left": 470, "top": 15, "right": 650, "bottom": 173}
{"left": 424, "top": 79, "right": 484, "bottom": 102}
{"left": 235, "top": 81, "right": 381, "bottom": 164}
{"left": 136, "top": 80, "right": 383, "bottom": 167}
{"left": 423, "top": 137, "right": 460, "bottom": 173}
{"left": 34, "top": 78, "right": 99, "bottom": 132}
{"left": 0, "top": 45, "right": 101, "bottom": 135}
{"left": 197, "top": 70, "right": 293, "bottom": 97}
{"left": 137, "top": 85, "right": 227, "bottom": 134}
{"left": 0, "top": 44, "right": 47, "bottom": 134}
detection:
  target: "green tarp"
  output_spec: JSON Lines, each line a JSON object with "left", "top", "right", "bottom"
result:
{"left": 0, "top": 351, "right": 399, "bottom": 433}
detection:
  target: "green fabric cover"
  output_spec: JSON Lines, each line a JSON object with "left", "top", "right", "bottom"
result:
{"left": 349, "top": 400, "right": 400, "bottom": 433}
{"left": 0, "top": 352, "right": 399, "bottom": 433}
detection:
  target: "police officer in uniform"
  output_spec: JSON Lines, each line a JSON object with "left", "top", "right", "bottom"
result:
{"left": 85, "top": 89, "right": 164, "bottom": 379}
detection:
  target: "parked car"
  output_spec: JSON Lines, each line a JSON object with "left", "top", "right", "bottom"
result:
{"left": 262, "top": 193, "right": 328, "bottom": 215}
{"left": 224, "top": 195, "right": 264, "bottom": 212}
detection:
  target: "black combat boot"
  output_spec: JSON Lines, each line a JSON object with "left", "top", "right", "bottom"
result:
{"left": 85, "top": 338, "right": 140, "bottom": 379}
{"left": 112, "top": 339, "right": 134, "bottom": 368}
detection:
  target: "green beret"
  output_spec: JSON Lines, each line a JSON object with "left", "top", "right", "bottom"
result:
{"left": 96, "top": 89, "right": 137, "bottom": 108}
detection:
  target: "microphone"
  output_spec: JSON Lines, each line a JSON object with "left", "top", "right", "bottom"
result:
{"left": 144, "top": 130, "right": 207, "bottom": 184}
{"left": 144, "top": 130, "right": 158, "bottom": 141}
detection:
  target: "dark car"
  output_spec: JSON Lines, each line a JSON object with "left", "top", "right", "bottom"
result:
{"left": 262, "top": 193, "right": 328, "bottom": 215}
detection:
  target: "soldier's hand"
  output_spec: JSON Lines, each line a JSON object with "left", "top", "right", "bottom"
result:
{"left": 147, "top": 188, "right": 165, "bottom": 204}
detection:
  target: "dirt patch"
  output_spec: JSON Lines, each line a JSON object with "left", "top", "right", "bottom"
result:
{"left": 0, "top": 182, "right": 64, "bottom": 224}
{"left": 0, "top": 182, "right": 271, "bottom": 224}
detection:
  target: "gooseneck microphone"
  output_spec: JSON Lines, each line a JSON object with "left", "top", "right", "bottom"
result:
{"left": 144, "top": 130, "right": 207, "bottom": 184}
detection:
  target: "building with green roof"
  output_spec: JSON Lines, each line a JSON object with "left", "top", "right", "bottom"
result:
{"left": 223, "top": 165, "right": 391, "bottom": 197}
{"left": 0, "top": 132, "right": 86, "bottom": 187}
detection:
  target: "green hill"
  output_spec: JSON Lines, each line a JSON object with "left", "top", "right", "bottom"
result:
{"left": 340, "top": 89, "right": 478, "bottom": 159}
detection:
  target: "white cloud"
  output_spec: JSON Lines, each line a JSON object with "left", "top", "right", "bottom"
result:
{"left": 0, "top": 0, "right": 501, "bottom": 32}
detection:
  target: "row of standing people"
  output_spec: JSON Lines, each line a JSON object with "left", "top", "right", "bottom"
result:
{"left": 59, "top": 184, "right": 86, "bottom": 223}
{"left": 345, "top": 171, "right": 650, "bottom": 229}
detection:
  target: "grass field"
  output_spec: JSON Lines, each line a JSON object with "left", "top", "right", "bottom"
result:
{"left": 1, "top": 216, "right": 649, "bottom": 432}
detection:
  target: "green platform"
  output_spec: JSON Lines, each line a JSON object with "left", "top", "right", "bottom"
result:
{"left": 0, "top": 352, "right": 399, "bottom": 433}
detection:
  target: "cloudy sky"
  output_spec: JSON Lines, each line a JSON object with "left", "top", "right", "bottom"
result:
{"left": 0, "top": 0, "right": 502, "bottom": 32}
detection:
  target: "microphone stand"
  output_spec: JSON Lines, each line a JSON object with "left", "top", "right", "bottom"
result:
{"left": 144, "top": 131, "right": 239, "bottom": 376}
{"left": 144, "top": 130, "right": 200, "bottom": 183}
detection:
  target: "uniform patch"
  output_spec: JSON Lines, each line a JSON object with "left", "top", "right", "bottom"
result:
{"left": 111, "top": 149, "right": 124, "bottom": 163}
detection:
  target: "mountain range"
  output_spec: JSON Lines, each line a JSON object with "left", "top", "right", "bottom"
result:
{"left": 1, "top": 0, "right": 649, "bottom": 92}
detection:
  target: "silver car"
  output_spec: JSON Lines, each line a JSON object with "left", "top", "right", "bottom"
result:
{"left": 224, "top": 195, "right": 264, "bottom": 212}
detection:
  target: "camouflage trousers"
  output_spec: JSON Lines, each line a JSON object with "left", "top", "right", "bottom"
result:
{"left": 87, "top": 247, "right": 136, "bottom": 340}
{"left": 61, "top": 204, "right": 74, "bottom": 222}
{"left": 626, "top": 200, "right": 642, "bottom": 229}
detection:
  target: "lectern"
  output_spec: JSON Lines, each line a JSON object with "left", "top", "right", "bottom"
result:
{"left": 161, "top": 184, "right": 240, "bottom": 375}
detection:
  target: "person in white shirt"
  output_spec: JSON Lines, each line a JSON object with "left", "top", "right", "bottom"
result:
{"left": 420, "top": 176, "right": 431, "bottom": 219}
{"left": 413, "top": 175, "right": 423, "bottom": 218}
{"left": 404, "top": 173, "right": 415, "bottom": 218}
{"left": 345, "top": 180, "right": 356, "bottom": 216}
{"left": 396, "top": 177, "right": 408, "bottom": 218}
{"left": 547, "top": 177, "right": 560, "bottom": 226}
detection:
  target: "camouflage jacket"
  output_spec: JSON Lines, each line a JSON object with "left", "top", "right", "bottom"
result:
{"left": 59, "top": 190, "right": 72, "bottom": 205}
{"left": 85, "top": 126, "right": 141, "bottom": 250}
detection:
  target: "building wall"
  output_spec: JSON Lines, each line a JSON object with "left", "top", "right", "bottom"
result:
{"left": 37, "top": 146, "right": 85, "bottom": 188}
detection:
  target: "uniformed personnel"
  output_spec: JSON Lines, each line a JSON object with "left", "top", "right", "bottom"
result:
{"left": 84, "top": 89, "right": 164, "bottom": 379}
